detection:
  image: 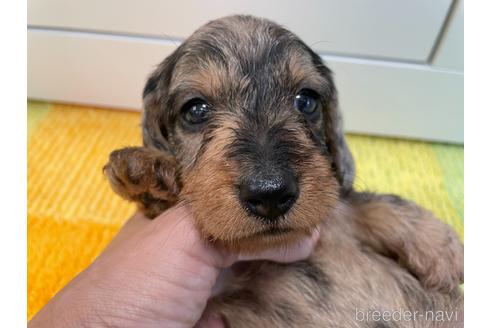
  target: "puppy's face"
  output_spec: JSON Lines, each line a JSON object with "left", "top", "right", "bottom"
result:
{"left": 143, "top": 16, "right": 354, "bottom": 252}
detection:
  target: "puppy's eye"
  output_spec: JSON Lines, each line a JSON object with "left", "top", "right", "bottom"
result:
{"left": 181, "top": 99, "right": 211, "bottom": 125}
{"left": 294, "top": 90, "right": 319, "bottom": 115}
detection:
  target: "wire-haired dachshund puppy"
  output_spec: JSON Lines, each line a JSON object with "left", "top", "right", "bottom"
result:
{"left": 104, "top": 15, "right": 463, "bottom": 327}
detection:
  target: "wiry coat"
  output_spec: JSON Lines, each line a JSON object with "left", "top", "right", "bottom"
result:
{"left": 104, "top": 16, "right": 463, "bottom": 327}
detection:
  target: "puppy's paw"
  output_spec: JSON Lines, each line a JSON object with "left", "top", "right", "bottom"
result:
{"left": 404, "top": 225, "right": 463, "bottom": 292}
{"left": 103, "top": 147, "right": 179, "bottom": 217}
{"left": 352, "top": 193, "right": 463, "bottom": 293}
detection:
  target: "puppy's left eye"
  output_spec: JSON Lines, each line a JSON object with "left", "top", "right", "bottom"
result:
{"left": 294, "top": 90, "right": 319, "bottom": 115}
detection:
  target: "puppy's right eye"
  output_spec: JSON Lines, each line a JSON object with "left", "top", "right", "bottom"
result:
{"left": 181, "top": 99, "right": 211, "bottom": 126}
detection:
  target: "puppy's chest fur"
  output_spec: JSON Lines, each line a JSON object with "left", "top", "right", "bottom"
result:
{"left": 210, "top": 212, "right": 462, "bottom": 328}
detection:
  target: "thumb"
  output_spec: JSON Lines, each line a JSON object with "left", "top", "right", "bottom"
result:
{"left": 237, "top": 228, "right": 320, "bottom": 263}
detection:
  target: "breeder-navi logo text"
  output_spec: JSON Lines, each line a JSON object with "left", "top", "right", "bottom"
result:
{"left": 355, "top": 308, "right": 459, "bottom": 323}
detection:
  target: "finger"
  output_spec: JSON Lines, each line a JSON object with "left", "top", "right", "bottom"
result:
{"left": 104, "top": 205, "right": 193, "bottom": 254}
{"left": 194, "top": 310, "right": 225, "bottom": 328}
{"left": 103, "top": 211, "right": 150, "bottom": 251}
{"left": 238, "top": 228, "right": 320, "bottom": 263}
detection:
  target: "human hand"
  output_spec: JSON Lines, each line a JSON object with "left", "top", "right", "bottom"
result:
{"left": 29, "top": 205, "right": 320, "bottom": 328}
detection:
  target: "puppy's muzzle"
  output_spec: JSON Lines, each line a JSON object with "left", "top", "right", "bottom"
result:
{"left": 239, "top": 172, "right": 299, "bottom": 221}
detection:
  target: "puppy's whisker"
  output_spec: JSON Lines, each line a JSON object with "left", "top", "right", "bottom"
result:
{"left": 308, "top": 40, "right": 335, "bottom": 49}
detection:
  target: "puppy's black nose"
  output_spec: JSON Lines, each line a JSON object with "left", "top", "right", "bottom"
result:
{"left": 239, "top": 174, "right": 299, "bottom": 221}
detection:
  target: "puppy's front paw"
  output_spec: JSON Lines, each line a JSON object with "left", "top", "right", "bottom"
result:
{"left": 352, "top": 193, "right": 463, "bottom": 293}
{"left": 103, "top": 147, "right": 179, "bottom": 216}
{"left": 405, "top": 225, "right": 463, "bottom": 292}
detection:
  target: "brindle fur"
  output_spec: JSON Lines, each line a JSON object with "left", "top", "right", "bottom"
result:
{"left": 104, "top": 15, "right": 463, "bottom": 327}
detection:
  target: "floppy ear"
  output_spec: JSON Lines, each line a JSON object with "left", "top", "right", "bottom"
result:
{"left": 141, "top": 49, "right": 181, "bottom": 151}
{"left": 324, "top": 94, "right": 355, "bottom": 193}
{"left": 103, "top": 51, "right": 184, "bottom": 218}
{"left": 317, "top": 63, "right": 355, "bottom": 193}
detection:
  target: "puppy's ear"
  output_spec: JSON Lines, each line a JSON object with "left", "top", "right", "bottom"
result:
{"left": 141, "top": 49, "right": 181, "bottom": 151}
{"left": 323, "top": 85, "right": 355, "bottom": 192}
{"left": 315, "top": 59, "right": 355, "bottom": 192}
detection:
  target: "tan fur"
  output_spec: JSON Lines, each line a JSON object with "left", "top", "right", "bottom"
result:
{"left": 288, "top": 50, "right": 326, "bottom": 89}
{"left": 103, "top": 147, "right": 179, "bottom": 218}
{"left": 179, "top": 116, "right": 339, "bottom": 253}
{"left": 351, "top": 194, "right": 464, "bottom": 293}
{"left": 209, "top": 199, "right": 463, "bottom": 327}
{"left": 104, "top": 15, "right": 464, "bottom": 327}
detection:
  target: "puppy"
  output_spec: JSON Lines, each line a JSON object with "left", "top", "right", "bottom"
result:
{"left": 104, "top": 15, "right": 463, "bottom": 327}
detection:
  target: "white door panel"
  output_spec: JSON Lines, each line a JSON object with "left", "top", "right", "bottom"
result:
{"left": 432, "top": 0, "right": 463, "bottom": 70}
{"left": 28, "top": 0, "right": 453, "bottom": 62}
{"left": 28, "top": 29, "right": 463, "bottom": 143}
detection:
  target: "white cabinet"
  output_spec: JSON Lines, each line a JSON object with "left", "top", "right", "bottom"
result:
{"left": 28, "top": 0, "right": 454, "bottom": 61}
{"left": 433, "top": 0, "right": 464, "bottom": 71}
{"left": 27, "top": 0, "right": 464, "bottom": 143}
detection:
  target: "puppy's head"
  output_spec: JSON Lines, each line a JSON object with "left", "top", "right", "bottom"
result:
{"left": 142, "top": 15, "right": 354, "bottom": 252}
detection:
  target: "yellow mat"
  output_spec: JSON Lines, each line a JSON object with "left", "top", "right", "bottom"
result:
{"left": 27, "top": 101, "right": 464, "bottom": 319}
